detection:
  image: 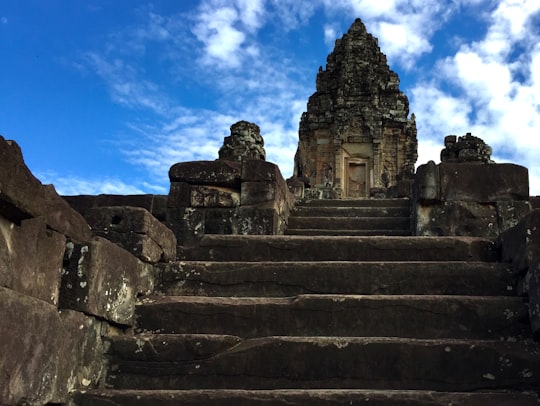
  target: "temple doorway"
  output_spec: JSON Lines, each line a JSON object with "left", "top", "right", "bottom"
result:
{"left": 345, "top": 159, "right": 369, "bottom": 198}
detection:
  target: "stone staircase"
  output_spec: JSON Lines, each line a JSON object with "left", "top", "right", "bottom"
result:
{"left": 285, "top": 198, "right": 412, "bottom": 236}
{"left": 72, "top": 200, "right": 540, "bottom": 405}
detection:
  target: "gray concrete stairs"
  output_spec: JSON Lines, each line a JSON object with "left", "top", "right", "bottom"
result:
{"left": 72, "top": 202, "right": 540, "bottom": 405}
{"left": 285, "top": 198, "right": 412, "bottom": 236}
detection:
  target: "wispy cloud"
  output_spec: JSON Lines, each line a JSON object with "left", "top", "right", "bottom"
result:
{"left": 320, "top": 0, "right": 454, "bottom": 67}
{"left": 70, "top": 0, "right": 540, "bottom": 196}
{"left": 82, "top": 53, "right": 172, "bottom": 116}
{"left": 411, "top": 0, "right": 540, "bottom": 184}
{"left": 36, "top": 171, "right": 152, "bottom": 196}
{"left": 74, "top": 0, "right": 313, "bottom": 189}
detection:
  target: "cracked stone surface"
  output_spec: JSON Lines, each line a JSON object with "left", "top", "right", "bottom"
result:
{"left": 134, "top": 294, "right": 529, "bottom": 340}
{"left": 72, "top": 389, "right": 540, "bottom": 406}
{"left": 157, "top": 261, "right": 515, "bottom": 297}
{"left": 105, "top": 335, "right": 540, "bottom": 392}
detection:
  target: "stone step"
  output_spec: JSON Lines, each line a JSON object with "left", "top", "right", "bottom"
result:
{"left": 291, "top": 206, "right": 410, "bottom": 218}
{"left": 135, "top": 295, "right": 529, "bottom": 340}
{"left": 296, "top": 198, "right": 411, "bottom": 208}
{"left": 285, "top": 228, "right": 412, "bottom": 236}
{"left": 157, "top": 261, "right": 516, "bottom": 297}
{"left": 178, "top": 235, "right": 497, "bottom": 262}
{"left": 105, "top": 335, "right": 540, "bottom": 392}
{"left": 287, "top": 216, "right": 411, "bottom": 231}
{"left": 71, "top": 388, "right": 540, "bottom": 405}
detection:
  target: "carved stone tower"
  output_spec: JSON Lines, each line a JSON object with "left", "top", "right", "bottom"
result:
{"left": 294, "top": 19, "right": 418, "bottom": 198}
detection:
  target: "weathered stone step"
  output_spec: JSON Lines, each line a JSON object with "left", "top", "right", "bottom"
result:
{"left": 179, "top": 235, "right": 497, "bottom": 262}
{"left": 135, "top": 295, "right": 529, "bottom": 340}
{"left": 105, "top": 335, "right": 540, "bottom": 392}
{"left": 285, "top": 228, "right": 412, "bottom": 236}
{"left": 297, "top": 198, "right": 410, "bottom": 208}
{"left": 71, "top": 388, "right": 540, "bottom": 405}
{"left": 157, "top": 261, "right": 516, "bottom": 297}
{"left": 291, "top": 206, "right": 410, "bottom": 217}
{"left": 287, "top": 216, "right": 411, "bottom": 231}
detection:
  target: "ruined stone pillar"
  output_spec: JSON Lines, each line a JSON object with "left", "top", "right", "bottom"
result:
{"left": 167, "top": 122, "right": 294, "bottom": 244}
{"left": 413, "top": 134, "right": 530, "bottom": 237}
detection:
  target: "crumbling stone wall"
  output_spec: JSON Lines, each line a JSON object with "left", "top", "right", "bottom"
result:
{"left": 499, "top": 210, "right": 540, "bottom": 339}
{"left": 293, "top": 18, "right": 417, "bottom": 198}
{"left": 0, "top": 135, "right": 176, "bottom": 405}
{"left": 413, "top": 134, "right": 530, "bottom": 238}
{"left": 167, "top": 121, "right": 294, "bottom": 245}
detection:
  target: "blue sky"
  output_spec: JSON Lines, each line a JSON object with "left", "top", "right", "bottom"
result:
{"left": 1, "top": 0, "right": 540, "bottom": 195}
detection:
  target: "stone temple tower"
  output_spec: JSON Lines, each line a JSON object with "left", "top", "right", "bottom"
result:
{"left": 294, "top": 19, "right": 418, "bottom": 198}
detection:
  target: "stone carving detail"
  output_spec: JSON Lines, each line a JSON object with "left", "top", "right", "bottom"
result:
{"left": 219, "top": 121, "right": 266, "bottom": 161}
{"left": 293, "top": 18, "right": 417, "bottom": 198}
{"left": 440, "top": 133, "right": 493, "bottom": 163}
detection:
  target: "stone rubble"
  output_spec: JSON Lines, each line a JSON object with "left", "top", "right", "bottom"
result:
{"left": 441, "top": 132, "right": 494, "bottom": 163}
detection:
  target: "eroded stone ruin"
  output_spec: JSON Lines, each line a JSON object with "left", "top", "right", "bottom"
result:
{"left": 219, "top": 120, "right": 266, "bottom": 161}
{"left": 441, "top": 132, "right": 494, "bottom": 163}
{"left": 293, "top": 18, "right": 418, "bottom": 199}
{"left": 3, "top": 18, "right": 540, "bottom": 406}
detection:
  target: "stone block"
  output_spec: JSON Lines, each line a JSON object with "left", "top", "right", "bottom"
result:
{"left": 0, "top": 287, "right": 63, "bottom": 405}
{"left": 498, "top": 209, "right": 540, "bottom": 337}
{"left": 439, "top": 163, "right": 529, "bottom": 202}
{"left": 169, "top": 160, "right": 242, "bottom": 187}
{"left": 387, "top": 178, "right": 414, "bottom": 198}
{"left": 499, "top": 209, "right": 540, "bottom": 274}
{"left": 241, "top": 181, "right": 277, "bottom": 205}
{"left": 287, "top": 178, "right": 305, "bottom": 199}
{"left": 57, "top": 310, "right": 105, "bottom": 397}
{"left": 168, "top": 182, "right": 191, "bottom": 208}
{"left": 0, "top": 216, "right": 65, "bottom": 305}
{"left": 0, "top": 136, "right": 91, "bottom": 241}
{"left": 204, "top": 208, "right": 239, "bottom": 235}
{"left": 304, "top": 188, "right": 323, "bottom": 199}
{"left": 93, "top": 230, "right": 163, "bottom": 263}
{"left": 166, "top": 207, "right": 205, "bottom": 243}
{"left": 60, "top": 237, "right": 150, "bottom": 325}
{"left": 531, "top": 196, "right": 540, "bottom": 210}
{"left": 86, "top": 206, "right": 176, "bottom": 262}
{"left": 64, "top": 194, "right": 168, "bottom": 221}
{"left": 238, "top": 208, "right": 278, "bottom": 235}
{"left": 0, "top": 287, "right": 104, "bottom": 405}
{"left": 413, "top": 161, "right": 440, "bottom": 202}
{"left": 241, "top": 159, "right": 284, "bottom": 182}
{"left": 191, "top": 185, "right": 240, "bottom": 208}
{"left": 497, "top": 200, "right": 531, "bottom": 233}
{"left": 526, "top": 265, "right": 540, "bottom": 339}
{"left": 416, "top": 201, "right": 499, "bottom": 238}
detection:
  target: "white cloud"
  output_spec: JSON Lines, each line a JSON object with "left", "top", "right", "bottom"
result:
{"left": 411, "top": 85, "right": 472, "bottom": 138}
{"left": 71, "top": 0, "right": 540, "bottom": 196}
{"left": 320, "top": 0, "right": 453, "bottom": 68}
{"left": 410, "top": 0, "right": 540, "bottom": 193}
{"left": 191, "top": 0, "right": 268, "bottom": 68}
{"left": 376, "top": 21, "right": 432, "bottom": 67}
{"left": 192, "top": 5, "right": 246, "bottom": 67}
{"left": 324, "top": 24, "right": 338, "bottom": 47}
{"left": 36, "top": 172, "right": 147, "bottom": 196}
{"left": 83, "top": 53, "right": 171, "bottom": 116}
{"left": 236, "top": 0, "right": 266, "bottom": 31}
{"left": 268, "top": 0, "right": 317, "bottom": 28}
